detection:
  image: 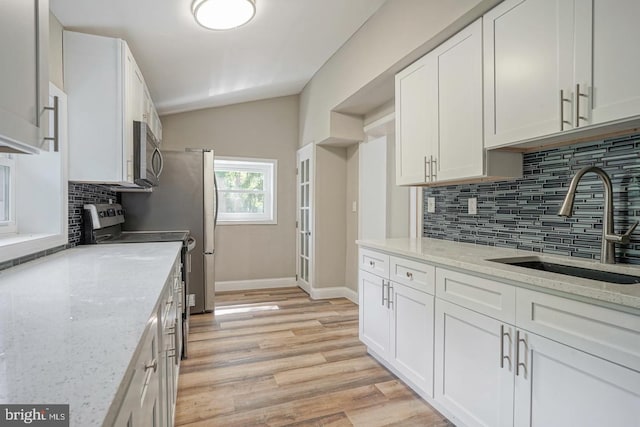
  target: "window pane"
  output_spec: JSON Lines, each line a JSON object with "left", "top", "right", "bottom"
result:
{"left": 215, "top": 170, "right": 264, "bottom": 191}
{"left": 0, "top": 165, "right": 9, "bottom": 222}
{"left": 219, "top": 192, "right": 265, "bottom": 214}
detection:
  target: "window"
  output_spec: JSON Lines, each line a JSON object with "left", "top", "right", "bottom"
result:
{"left": 0, "top": 154, "right": 16, "bottom": 234}
{"left": 214, "top": 158, "right": 277, "bottom": 224}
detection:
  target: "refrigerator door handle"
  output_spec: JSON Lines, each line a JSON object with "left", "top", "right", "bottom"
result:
{"left": 203, "top": 150, "right": 215, "bottom": 254}
{"left": 214, "top": 174, "right": 219, "bottom": 228}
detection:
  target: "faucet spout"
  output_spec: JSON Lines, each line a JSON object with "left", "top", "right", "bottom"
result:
{"left": 558, "top": 166, "right": 616, "bottom": 263}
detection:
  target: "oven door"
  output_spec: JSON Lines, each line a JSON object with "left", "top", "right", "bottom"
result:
{"left": 134, "top": 121, "right": 162, "bottom": 187}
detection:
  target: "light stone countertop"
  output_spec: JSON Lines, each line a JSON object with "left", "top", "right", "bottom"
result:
{"left": 357, "top": 238, "right": 640, "bottom": 312}
{"left": 0, "top": 242, "right": 182, "bottom": 426}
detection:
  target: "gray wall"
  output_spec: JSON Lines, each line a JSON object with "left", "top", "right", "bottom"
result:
{"left": 161, "top": 95, "right": 299, "bottom": 282}
{"left": 423, "top": 134, "right": 640, "bottom": 264}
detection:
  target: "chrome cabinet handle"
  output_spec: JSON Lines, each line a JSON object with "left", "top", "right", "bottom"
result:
{"left": 559, "top": 90, "right": 572, "bottom": 131}
{"left": 381, "top": 280, "right": 388, "bottom": 306}
{"left": 144, "top": 359, "right": 158, "bottom": 373}
{"left": 500, "top": 325, "right": 511, "bottom": 369}
{"left": 387, "top": 282, "right": 393, "bottom": 309}
{"left": 430, "top": 156, "right": 437, "bottom": 182}
{"left": 405, "top": 271, "right": 413, "bottom": 280}
{"left": 424, "top": 156, "right": 429, "bottom": 183}
{"left": 515, "top": 330, "right": 527, "bottom": 377}
{"left": 575, "top": 84, "right": 588, "bottom": 127}
{"left": 43, "top": 96, "right": 59, "bottom": 152}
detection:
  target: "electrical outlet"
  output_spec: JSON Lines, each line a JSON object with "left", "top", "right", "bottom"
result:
{"left": 468, "top": 197, "right": 477, "bottom": 215}
{"left": 427, "top": 197, "right": 436, "bottom": 213}
{"left": 188, "top": 294, "right": 196, "bottom": 307}
{"left": 352, "top": 201, "right": 357, "bottom": 213}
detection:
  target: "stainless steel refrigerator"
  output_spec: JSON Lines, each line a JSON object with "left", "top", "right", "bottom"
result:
{"left": 121, "top": 149, "right": 217, "bottom": 314}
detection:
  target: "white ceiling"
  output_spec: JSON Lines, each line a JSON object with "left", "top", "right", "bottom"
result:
{"left": 50, "top": 0, "right": 388, "bottom": 115}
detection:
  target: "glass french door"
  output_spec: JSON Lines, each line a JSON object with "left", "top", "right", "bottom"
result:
{"left": 296, "top": 144, "right": 313, "bottom": 289}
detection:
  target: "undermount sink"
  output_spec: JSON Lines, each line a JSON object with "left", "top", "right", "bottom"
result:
{"left": 489, "top": 257, "right": 640, "bottom": 285}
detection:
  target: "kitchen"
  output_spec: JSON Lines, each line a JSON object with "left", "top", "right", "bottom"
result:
{"left": 1, "top": 0, "right": 639, "bottom": 426}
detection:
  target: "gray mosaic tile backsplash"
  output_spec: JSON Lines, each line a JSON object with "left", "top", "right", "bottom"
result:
{"left": 423, "top": 134, "right": 640, "bottom": 264}
{"left": 68, "top": 183, "right": 118, "bottom": 246}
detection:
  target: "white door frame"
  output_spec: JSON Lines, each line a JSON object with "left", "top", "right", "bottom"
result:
{"left": 296, "top": 143, "right": 314, "bottom": 294}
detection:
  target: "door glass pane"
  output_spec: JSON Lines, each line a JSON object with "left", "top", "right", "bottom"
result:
{"left": 304, "top": 210, "right": 309, "bottom": 232}
{"left": 304, "top": 183, "right": 309, "bottom": 207}
{"left": 0, "top": 165, "right": 10, "bottom": 222}
{"left": 304, "top": 159, "right": 309, "bottom": 182}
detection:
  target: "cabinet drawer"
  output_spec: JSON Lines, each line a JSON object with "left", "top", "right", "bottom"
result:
{"left": 435, "top": 268, "right": 516, "bottom": 323}
{"left": 359, "top": 248, "right": 389, "bottom": 278}
{"left": 390, "top": 256, "right": 435, "bottom": 294}
{"left": 516, "top": 288, "right": 640, "bottom": 372}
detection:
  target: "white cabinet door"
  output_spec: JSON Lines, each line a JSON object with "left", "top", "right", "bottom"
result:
{"left": 395, "top": 54, "right": 437, "bottom": 186}
{"left": 514, "top": 331, "right": 640, "bottom": 427}
{"left": 359, "top": 270, "right": 390, "bottom": 359}
{"left": 389, "top": 282, "right": 434, "bottom": 397}
{"left": 484, "top": 0, "right": 575, "bottom": 147}
{"left": 434, "top": 19, "right": 483, "bottom": 181}
{"left": 124, "top": 47, "right": 145, "bottom": 183}
{"left": 435, "top": 299, "right": 514, "bottom": 427}
{"left": 574, "top": 0, "right": 640, "bottom": 127}
{"left": 136, "top": 315, "right": 162, "bottom": 427}
{"left": 0, "top": 0, "right": 49, "bottom": 152}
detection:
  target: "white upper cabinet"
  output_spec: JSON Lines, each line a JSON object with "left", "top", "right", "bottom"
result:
{"left": 64, "top": 31, "right": 162, "bottom": 185}
{"left": 484, "top": 0, "right": 574, "bottom": 147}
{"left": 575, "top": 0, "right": 640, "bottom": 127}
{"left": 395, "top": 53, "right": 436, "bottom": 186}
{"left": 0, "top": 0, "right": 50, "bottom": 154}
{"left": 485, "top": 0, "right": 640, "bottom": 149}
{"left": 434, "top": 19, "right": 484, "bottom": 182}
{"left": 396, "top": 18, "right": 521, "bottom": 186}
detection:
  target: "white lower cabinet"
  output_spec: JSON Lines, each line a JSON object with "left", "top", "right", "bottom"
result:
{"left": 113, "top": 313, "right": 162, "bottom": 427}
{"left": 359, "top": 270, "right": 390, "bottom": 359}
{"left": 358, "top": 246, "right": 640, "bottom": 427}
{"left": 514, "top": 330, "right": 640, "bottom": 427}
{"left": 389, "top": 282, "right": 434, "bottom": 397}
{"left": 434, "top": 299, "right": 514, "bottom": 427}
{"left": 112, "top": 255, "right": 182, "bottom": 427}
{"left": 358, "top": 250, "right": 435, "bottom": 398}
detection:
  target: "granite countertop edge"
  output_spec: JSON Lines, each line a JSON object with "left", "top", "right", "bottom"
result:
{"left": 357, "top": 238, "right": 640, "bottom": 312}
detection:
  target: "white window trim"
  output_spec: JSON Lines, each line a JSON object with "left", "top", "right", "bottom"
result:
{"left": 0, "top": 154, "right": 17, "bottom": 234}
{"left": 215, "top": 157, "right": 278, "bottom": 225}
{"left": 0, "top": 83, "right": 69, "bottom": 262}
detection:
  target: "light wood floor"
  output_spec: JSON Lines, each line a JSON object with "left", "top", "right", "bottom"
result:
{"left": 175, "top": 287, "right": 453, "bottom": 426}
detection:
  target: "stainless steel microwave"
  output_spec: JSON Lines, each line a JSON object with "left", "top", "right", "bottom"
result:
{"left": 133, "top": 121, "right": 162, "bottom": 187}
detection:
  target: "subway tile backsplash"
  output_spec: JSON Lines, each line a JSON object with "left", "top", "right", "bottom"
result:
{"left": 423, "top": 134, "right": 640, "bottom": 264}
{"left": 68, "top": 183, "right": 118, "bottom": 246}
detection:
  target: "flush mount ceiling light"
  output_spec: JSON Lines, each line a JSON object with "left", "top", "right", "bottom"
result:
{"left": 192, "top": 0, "right": 256, "bottom": 30}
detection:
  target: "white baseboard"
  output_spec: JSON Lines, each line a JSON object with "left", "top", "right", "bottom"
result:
{"left": 216, "top": 277, "right": 297, "bottom": 292}
{"left": 307, "top": 286, "right": 358, "bottom": 304}
{"left": 216, "top": 277, "right": 358, "bottom": 304}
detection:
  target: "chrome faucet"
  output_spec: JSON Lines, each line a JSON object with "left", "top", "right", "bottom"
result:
{"left": 558, "top": 166, "right": 638, "bottom": 264}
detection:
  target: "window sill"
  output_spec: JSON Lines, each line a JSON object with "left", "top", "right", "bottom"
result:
{"left": 0, "top": 233, "right": 68, "bottom": 263}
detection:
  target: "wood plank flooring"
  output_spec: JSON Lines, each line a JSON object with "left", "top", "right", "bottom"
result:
{"left": 175, "top": 287, "right": 453, "bottom": 427}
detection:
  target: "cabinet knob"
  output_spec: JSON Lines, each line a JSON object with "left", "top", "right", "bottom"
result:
{"left": 406, "top": 271, "right": 413, "bottom": 280}
{"left": 369, "top": 261, "right": 375, "bottom": 267}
